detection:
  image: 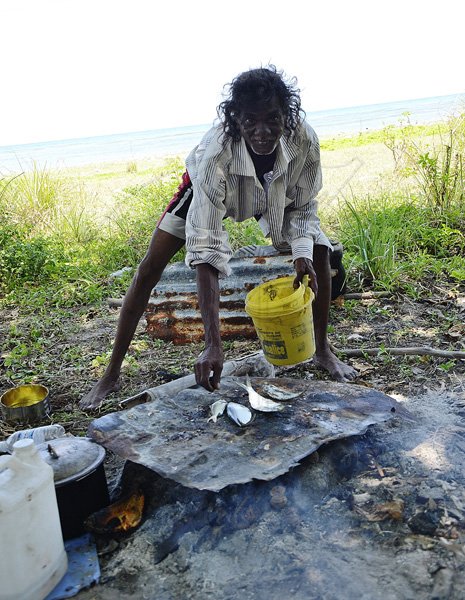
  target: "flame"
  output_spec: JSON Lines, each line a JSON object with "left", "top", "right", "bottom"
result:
{"left": 85, "top": 489, "right": 145, "bottom": 536}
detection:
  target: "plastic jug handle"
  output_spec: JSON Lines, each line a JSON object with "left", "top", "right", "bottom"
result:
{"left": 0, "top": 454, "right": 12, "bottom": 471}
{"left": 0, "top": 454, "right": 22, "bottom": 474}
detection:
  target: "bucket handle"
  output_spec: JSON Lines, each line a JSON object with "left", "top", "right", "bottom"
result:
{"left": 285, "top": 276, "right": 308, "bottom": 293}
{"left": 295, "top": 275, "right": 309, "bottom": 291}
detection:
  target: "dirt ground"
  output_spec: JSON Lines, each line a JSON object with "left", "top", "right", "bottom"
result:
{"left": 1, "top": 272, "right": 465, "bottom": 599}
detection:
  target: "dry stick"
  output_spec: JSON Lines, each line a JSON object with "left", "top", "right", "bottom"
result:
{"left": 108, "top": 298, "right": 124, "bottom": 307}
{"left": 336, "top": 346, "right": 465, "bottom": 359}
{"left": 343, "top": 291, "right": 392, "bottom": 300}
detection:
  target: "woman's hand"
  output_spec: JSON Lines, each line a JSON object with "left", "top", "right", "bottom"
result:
{"left": 293, "top": 257, "right": 318, "bottom": 296}
{"left": 194, "top": 345, "right": 224, "bottom": 391}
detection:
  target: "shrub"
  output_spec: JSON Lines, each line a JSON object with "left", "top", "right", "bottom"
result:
{"left": 0, "top": 222, "right": 59, "bottom": 290}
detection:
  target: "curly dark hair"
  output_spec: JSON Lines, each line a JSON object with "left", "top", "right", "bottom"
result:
{"left": 217, "top": 65, "right": 304, "bottom": 141}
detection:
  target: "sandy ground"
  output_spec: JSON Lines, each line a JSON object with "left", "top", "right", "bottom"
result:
{"left": 60, "top": 140, "right": 396, "bottom": 224}
{"left": 320, "top": 142, "right": 396, "bottom": 202}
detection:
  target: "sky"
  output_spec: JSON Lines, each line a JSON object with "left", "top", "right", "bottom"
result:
{"left": 0, "top": 0, "right": 463, "bottom": 146}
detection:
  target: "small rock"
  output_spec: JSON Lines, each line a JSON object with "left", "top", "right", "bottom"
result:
{"left": 431, "top": 567, "right": 454, "bottom": 600}
{"left": 109, "top": 266, "right": 133, "bottom": 279}
{"left": 352, "top": 492, "right": 371, "bottom": 505}
{"left": 347, "top": 333, "right": 366, "bottom": 341}
{"left": 270, "top": 485, "right": 287, "bottom": 510}
{"left": 408, "top": 509, "right": 441, "bottom": 535}
{"left": 416, "top": 484, "right": 444, "bottom": 505}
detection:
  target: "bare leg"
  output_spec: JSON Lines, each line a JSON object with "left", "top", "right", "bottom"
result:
{"left": 312, "top": 245, "right": 358, "bottom": 382}
{"left": 80, "top": 229, "right": 185, "bottom": 409}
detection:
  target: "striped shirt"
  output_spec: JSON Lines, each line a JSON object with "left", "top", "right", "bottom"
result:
{"left": 185, "top": 120, "right": 327, "bottom": 276}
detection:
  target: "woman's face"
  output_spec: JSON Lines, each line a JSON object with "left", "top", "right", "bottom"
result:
{"left": 236, "top": 96, "right": 285, "bottom": 155}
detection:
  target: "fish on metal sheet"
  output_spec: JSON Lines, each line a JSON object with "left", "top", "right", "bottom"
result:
{"left": 226, "top": 402, "right": 254, "bottom": 426}
{"left": 260, "top": 383, "right": 303, "bottom": 401}
{"left": 207, "top": 399, "right": 228, "bottom": 423}
{"left": 236, "top": 375, "right": 285, "bottom": 412}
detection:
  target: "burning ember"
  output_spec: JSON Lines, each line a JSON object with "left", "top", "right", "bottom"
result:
{"left": 85, "top": 489, "right": 145, "bottom": 536}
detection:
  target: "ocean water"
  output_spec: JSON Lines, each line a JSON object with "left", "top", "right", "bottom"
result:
{"left": 1, "top": 93, "right": 464, "bottom": 173}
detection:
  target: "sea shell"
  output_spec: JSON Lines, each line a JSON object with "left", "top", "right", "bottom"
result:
{"left": 207, "top": 399, "right": 227, "bottom": 423}
{"left": 236, "top": 375, "right": 285, "bottom": 413}
{"left": 226, "top": 402, "right": 254, "bottom": 427}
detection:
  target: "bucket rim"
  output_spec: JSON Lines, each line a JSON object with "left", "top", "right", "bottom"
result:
{"left": 245, "top": 275, "right": 305, "bottom": 311}
{"left": 246, "top": 287, "right": 314, "bottom": 318}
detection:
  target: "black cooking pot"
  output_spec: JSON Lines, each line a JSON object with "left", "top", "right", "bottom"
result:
{"left": 38, "top": 436, "right": 110, "bottom": 540}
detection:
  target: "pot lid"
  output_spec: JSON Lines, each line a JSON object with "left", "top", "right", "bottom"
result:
{"left": 37, "top": 436, "right": 106, "bottom": 485}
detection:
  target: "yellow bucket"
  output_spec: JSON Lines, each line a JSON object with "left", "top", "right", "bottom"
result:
{"left": 245, "top": 275, "right": 315, "bottom": 366}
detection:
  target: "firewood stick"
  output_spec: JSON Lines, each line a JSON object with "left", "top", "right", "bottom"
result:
{"left": 336, "top": 346, "right": 465, "bottom": 359}
{"left": 343, "top": 291, "right": 392, "bottom": 299}
{"left": 108, "top": 297, "right": 124, "bottom": 307}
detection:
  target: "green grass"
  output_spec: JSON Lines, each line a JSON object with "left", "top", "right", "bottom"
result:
{"left": 2, "top": 120, "right": 463, "bottom": 412}
{"left": 335, "top": 192, "right": 465, "bottom": 292}
{"left": 328, "top": 112, "right": 465, "bottom": 292}
{"left": 336, "top": 195, "right": 402, "bottom": 289}
{"left": 0, "top": 158, "right": 186, "bottom": 306}
{"left": 319, "top": 120, "right": 451, "bottom": 152}
{"left": 1, "top": 117, "right": 464, "bottom": 311}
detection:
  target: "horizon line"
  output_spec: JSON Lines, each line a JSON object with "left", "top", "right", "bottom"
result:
{"left": 2, "top": 91, "right": 464, "bottom": 150}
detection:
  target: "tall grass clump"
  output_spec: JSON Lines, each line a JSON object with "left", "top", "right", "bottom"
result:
{"left": 336, "top": 112, "right": 465, "bottom": 293}
{"left": 0, "top": 170, "right": 64, "bottom": 295}
{"left": 107, "top": 158, "right": 185, "bottom": 266}
{"left": 55, "top": 181, "right": 102, "bottom": 245}
{"left": 3, "top": 163, "right": 65, "bottom": 232}
{"left": 0, "top": 175, "right": 116, "bottom": 305}
{"left": 336, "top": 195, "right": 406, "bottom": 290}
{"left": 384, "top": 112, "right": 465, "bottom": 217}
{"left": 337, "top": 191, "right": 464, "bottom": 293}
{"left": 0, "top": 165, "right": 100, "bottom": 242}
{"left": 0, "top": 159, "right": 186, "bottom": 306}
{"left": 0, "top": 220, "right": 59, "bottom": 290}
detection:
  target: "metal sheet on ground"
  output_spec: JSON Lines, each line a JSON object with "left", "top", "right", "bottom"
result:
{"left": 88, "top": 378, "right": 411, "bottom": 492}
{"left": 145, "top": 248, "right": 295, "bottom": 344}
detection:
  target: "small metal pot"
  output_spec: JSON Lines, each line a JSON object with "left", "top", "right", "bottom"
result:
{"left": 0, "top": 384, "right": 50, "bottom": 424}
{"left": 37, "top": 436, "right": 110, "bottom": 540}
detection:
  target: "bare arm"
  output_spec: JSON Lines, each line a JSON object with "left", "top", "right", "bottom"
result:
{"left": 194, "top": 263, "right": 224, "bottom": 391}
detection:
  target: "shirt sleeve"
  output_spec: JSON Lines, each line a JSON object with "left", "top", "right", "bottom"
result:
{"left": 282, "top": 130, "right": 324, "bottom": 262}
{"left": 184, "top": 161, "right": 233, "bottom": 277}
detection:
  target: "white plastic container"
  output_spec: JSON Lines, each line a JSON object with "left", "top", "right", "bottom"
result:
{"left": 0, "top": 424, "right": 66, "bottom": 454}
{"left": 0, "top": 439, "right": 68, "bottom": 600}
